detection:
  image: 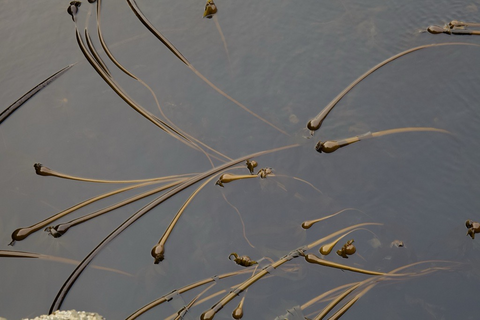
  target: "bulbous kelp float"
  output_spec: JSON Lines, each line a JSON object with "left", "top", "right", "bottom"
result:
{"left": 203, "top": 0, "right": 218, "bottom": 19}
{"left": 215, "top": 167, "right": 272, "bottom": 187}
{"left": 229, "top": 253, "right": 258, "bottom": 267}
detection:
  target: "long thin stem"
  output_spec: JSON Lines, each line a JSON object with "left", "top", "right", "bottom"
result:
{"left": 0, "top": 250, "right": 131, "bottom": 277}
{"left": 45, "top": 179, "right": 186, "bottom": 238}
{"left": 34, "top": 163, "right": 195, "bottom": 183}
{"left": 199, "top": 222, "right": 382, "bottom": 319}
{"left": 96, "top": 0, "right": 230, "bottom": 165}
{"left": 10, "top": 180, "right": 162, "bottom": 244}
{"left": 306, "top": 42, "right": 480, "bottom": 132}
{"left": 316, "top": 127, "right": 451, "bottom": 153}
{"left": 125, "top": 0, "right": 289, "bottom": 136}
{"left": 0, "top": 64, "right": 76, "bottom": 124}
{"left": 125, "top": 270, "right": 252, "bottom": 319}
{"left": 151, "top": 175, "right": 217, "bottom": 263}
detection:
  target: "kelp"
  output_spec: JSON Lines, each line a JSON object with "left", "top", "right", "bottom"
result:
{"left": 0, "top": 250, "right": 131, "bottom": 277}
{"left": 0, "top": 64, "right": 76, "bottom": 125}
{"left": 315, "top": 127, "right": 451, "bottom": 153}
{"left": 306, "top": 42, "right": 480, "bottom": 133}
{"left": 10, "top": 179, "right": 168, "bottom": 244}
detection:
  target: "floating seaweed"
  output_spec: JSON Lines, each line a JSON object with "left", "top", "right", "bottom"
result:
{"left": 2, "top": 1, "right": 479, "bottom": 319}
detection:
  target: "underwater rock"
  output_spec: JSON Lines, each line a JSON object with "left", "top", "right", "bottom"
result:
{"left": 21, "top": 310, "right": 104, "bottom": 320}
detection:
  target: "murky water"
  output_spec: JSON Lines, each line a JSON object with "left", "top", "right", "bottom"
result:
{"left": 1, "top": 0, "right": 480, "bottom": 319}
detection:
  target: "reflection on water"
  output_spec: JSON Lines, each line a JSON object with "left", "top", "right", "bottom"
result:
{"left": 1, "top": 0, "right": 480, "bottom": 319}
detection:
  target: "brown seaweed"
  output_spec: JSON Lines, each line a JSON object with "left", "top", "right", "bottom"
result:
{"left": 306, "top": 42, "right": 480, "bottom": 133}
{"left": 0, "top": 64, "right": 76, "bottom": 125}
{"left": 49, "top": 144, "right": 299, "bottom": 313}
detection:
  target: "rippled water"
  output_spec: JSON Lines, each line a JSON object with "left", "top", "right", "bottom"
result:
{"left": 1, "top": 0, "right": 480, "bottom": 319}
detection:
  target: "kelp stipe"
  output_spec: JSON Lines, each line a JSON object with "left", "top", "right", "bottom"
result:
{"left": 0, "top": 250, "right": 131, "bottom": 277}
{"left": 315, "top": 127, "right": 451, "bottom": 153}
{"left": 126, "top": 0, "right": 289, "bottom": 136}
{"left": 306, "top": 42, "right": 480, "bottom": 133}
{"left": 33, "top": 162, "right": 194, "bottom": 183}
{"left": 10, "top": 180, "right": 161, "bottom": 244}
{"left": 0, "top": 64, "right": 75, "bottom": 125}
{"left": 45, "top": 179, "right": 185, "bottom": 238}
{"left": 151, "top": 175, "right": 217, "bottom": 263}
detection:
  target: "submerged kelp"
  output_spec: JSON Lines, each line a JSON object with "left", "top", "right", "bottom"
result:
{"left": 1, "top": 0, "right": 480, "bottom": 319}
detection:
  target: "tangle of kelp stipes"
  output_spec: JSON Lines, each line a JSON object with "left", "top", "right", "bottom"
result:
{"left": 0, "top": 250, "right": 132, "bottom": 277}
{"left": 125, "top": 0, "right": 289, "bottom": 136}
{"left": 306, "top": 42, "right": 480, "bottom": 133}
{"left": 49, "top": 144, "right": 299, "bottom": 313}
{"left": 199, "top": 222, "right": 382, "bottom": 320}
{"left": 45, "top": 179, "right": 186, "bottom": 238}
{"left": 33, "top": 162, "right": 196, "bottom": 183}
{"left": 95, "top": 0, "right": 230, "bottom": 166}
{"left": 74, "top": 24, "right": 197, "bottom": 151}
{"left": 0, "top": 63, "right": 76, "bottom": 125}
{"left": 307, "top": 260, "right": 459, "bottom": 320}
{"left": 315, "top": 127, "right": 452, "bottom": 153}
{"left": 173, "top": 282, "right": 217, "bottom": 320}
{"left": 9, "top": 179, "right": 166, "bottom": 244}
{"left": 131, "top": 263, "right": 269, "bottom": 319}
{"left": 125, "top": 269, "right": 252, "bottom": 319}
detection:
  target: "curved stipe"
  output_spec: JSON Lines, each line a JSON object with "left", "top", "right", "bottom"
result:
{"left": 34, "top": 162, "right": 195, "bottom": 183}
{"left": 84, "top": 29, "right": 111, "bottom": 76}
{"left": 125, "top": 0, "right": 289, "bottom": 136}
{"left": 96, "top": 0, "right": 230, "bottom": 165}
{"left": 306, "top": 42, "right": 480, "bottom": 132}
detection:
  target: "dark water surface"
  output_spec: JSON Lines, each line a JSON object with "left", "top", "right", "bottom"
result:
{"left": 1, "top": 0, "right": 480, "bottom": 319}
